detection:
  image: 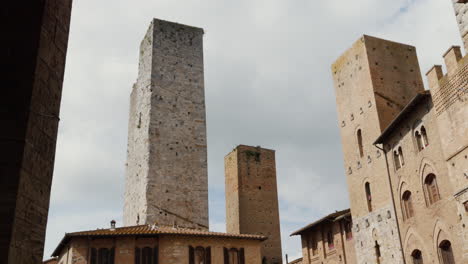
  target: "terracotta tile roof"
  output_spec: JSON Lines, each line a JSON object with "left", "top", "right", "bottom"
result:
{"left": 52, "top": 224, "right": 266, "bottom": 257}
{"left": 290, "top": 209, "right": 351, "bottom": 236}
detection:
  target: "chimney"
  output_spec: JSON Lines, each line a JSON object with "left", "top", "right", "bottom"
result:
{"left": 110, "top": 220, "right": 116, "bottom": 231}
{"left": 443, "top": 46, "right": 463, "bottom": 75}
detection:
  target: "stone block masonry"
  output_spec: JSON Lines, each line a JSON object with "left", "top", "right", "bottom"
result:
{"left": 123, "top": 19, "right": 209, "bottom": 230}
{"left": 1, "top": 1, "right": 73, "bottom": 263}
{"left": 225, "top": 145, "right": 283, "bottom": 264}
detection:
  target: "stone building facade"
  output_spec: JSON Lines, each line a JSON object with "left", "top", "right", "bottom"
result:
{"left": 1, "top": 1, "right": 73, "bottom": 263}
{"left": 123, "top": 19, "right": 209, "bottom": 230}
{"left": 225, "top": 145, "right": 283, "bottom": 264}
{"left": 330, "top": 2, "right": 468, "bottom": 263}
{"left": 291, "top": 209, "right": 356, "bottom": 264}
{"left": 51, "top": 224, "right": 265, "bottom": 264}
{"left": 332, "top": 35, "right": 425, "bottom": 263}
{"left": 452, "top": 0, "right": 468, "bottom": 52}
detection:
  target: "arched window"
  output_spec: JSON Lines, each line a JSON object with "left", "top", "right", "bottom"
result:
{"left": 424, "top": 174, "right": 440, "bottom": 205}
{"left": 415, "top": 131, "right": 423, "bottom": 151}
{"left": 402, "top": 191, "right": 414, "bottom": 220}
{"left": 394, "top": 150, "right": 401, "bottom": 170}
{"left": 439, "top": 240, "right": 455, "bottom": 264}
{"left": 224, "top": 248, "right": 244, "bottom": 264}
{"left": 411, "top": 250, "right": 423, "bottom": 264}
{"left": 421, "top": 126, "right": 429, "bottom": 147}
{"left": 189, "top": 246, "right": 211, "bottom": 264}
{"left": 365, "top": 182, "right": 373, "bottom": 212}
{"left": 357, "top": 129, "right": 364, "bottom": 158}
{"left": 398, "top": 147, "right": 405, "bottom": 166}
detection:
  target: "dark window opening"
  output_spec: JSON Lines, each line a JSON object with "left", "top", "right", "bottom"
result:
{"left": 365, "top": 182, "right": 373, "bottom": 212}
{"left": 411, "top": 250, "right": 423, "bottom": 264}
{"left": 375, "top": 241, "right": 381, "bottom": 264}
{"left": 135, "top": 247, "right": 158, "bottom": 264}
{"left": 327, "top": 229, "right": 334, "bottom": 249}
{"left": 344, "top": 221, "right": 353, "bottom": 240}
{"left": 421, "top": 126, "right": 429, "bottom": 147}
{"left": 357, "top": 129, "right": 364, "bottom": 158}
{"left": 90, "top": 248, "right": 115, "bottom": 264}
{"left": 439, "top": 240, "right": 455, "bottom": 264}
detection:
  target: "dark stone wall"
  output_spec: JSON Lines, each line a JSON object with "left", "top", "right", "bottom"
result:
{"left": 0, "top": 0, "right": 72, "bottom": 263}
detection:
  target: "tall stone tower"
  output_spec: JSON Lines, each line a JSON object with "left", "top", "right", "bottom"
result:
{"left": 225, "top": 145, "right": 283, "bottom": 264}
{"left": 332, "top": 35, "right": 424, "bottom": 263}
{"left": 452, "top": 0, "right": 468, "bottom": 52}
{"left": 123, "top": 19, "right": 209, "bottom": 230}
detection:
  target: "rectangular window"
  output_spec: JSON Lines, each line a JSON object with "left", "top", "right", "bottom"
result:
{"left": 310, "top": 234, "right": 318, "bottom": 255}
{"left": 189, "top": 246, "right": 211, "bottom": 264}
{"left": 90, "top": 248, "right": 115, "bottom": 264}
{"left": 327, "top": 230, "right": 334, "bottom": 249}
{"left": 223, "top": 247, "right": 244, "bottom": 264}
{"left": 344, "top": 221, "right": 353, "bottom": 240}
{"left": 135, "top": 247, "right": 158, "bottom": 264}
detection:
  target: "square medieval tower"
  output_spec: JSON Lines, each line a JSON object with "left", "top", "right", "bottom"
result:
{"left": 123, "top": 19, "right": 209, "bottom": 230}
{"left": 332, "top": 35, "right": 424, "bottom": 263}
{"left": 225, "top": 145, "right": 283, "bottom": 264}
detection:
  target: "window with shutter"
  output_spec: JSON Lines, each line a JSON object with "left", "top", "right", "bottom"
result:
{"left": 135, "top": 247, "right": 141, "bottom": 264}
{"left": 402, "top": 191, "right": 414, "bottom": 220}
{"left": 425, "top": 174, "right": 440, "bottom": 205}
{"left": 239, "top": 248, "right": 245, "bottom": 264}
{"left": 205, "top": 247, "right": 211, "bottom": 264}
{"left": 90, "top": 248, "right": 97, "bottom": 264}
{"left": 365, "top": 182, "right": 372, "bottom": 212}
{"left": 142, "top": 247, "right": 153, "bottom": 264}
{"left": 223, "top": 248, "right": 229, "bottom": 264}
{"left": 153, "top": 247, "right": 158, "bottom": 264}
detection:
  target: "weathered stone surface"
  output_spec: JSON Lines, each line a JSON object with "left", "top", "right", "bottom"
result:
{"left": 123, "top": 19, "right": 209, "bottom": 230}
{"left": 452, "top": 0, "right": 468, "bottom": 52}
{"left": 1, "top": 1, "right": 72, "bottom": 263}
{"left": 225, "top": 145, "right": 283, "bottom": 264}
{"left": 332, "top": 35, "right": 425, "bottom": 263}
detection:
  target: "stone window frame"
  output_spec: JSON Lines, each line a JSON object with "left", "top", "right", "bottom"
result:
{"left": 401, "top": 190, "right": 415, "bottom": 220}
{"left": 423, "top": 173, "right": 441, "bottom": 206}
{"left": 223, "top": 247, "right": 245, "bottom": 264}
{"left": 414, "top": 124, "right": 429, "bottom": 152}
{"left": 189, "top": 246, "right": 211, "bottom": 264}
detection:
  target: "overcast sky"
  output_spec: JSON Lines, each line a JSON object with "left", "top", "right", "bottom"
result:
{"left": 44, "top": 0, "right": 463, "bottom": 261}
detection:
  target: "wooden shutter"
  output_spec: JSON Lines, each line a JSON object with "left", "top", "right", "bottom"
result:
{"left": 239, "top": 248, "right": 245, "bottom": 264}
{"left": 430, "top": 182, "right": 439, "bottom": 203}
{"left": 205, "top": 247, "right": 211, "bottom": 264}
{"left": 110, "top": 247, "right": 115, "bottom": 264}
{"left": 189, "top": 246, "right": 194, "bottom": 264}
{"left": 408, "top": 195, "right": 414, "bottom": 217}
{"left": 90, "top": 248, "right": 97, "bottom": 264}
{"left": 223, "top": 247, "right": 229, "bottom": 264}
{"left": 135, "top": 247, "right": 141, "bottom": 264}
{"left": 153, "top": 247, "right": 158, "bottom": 264}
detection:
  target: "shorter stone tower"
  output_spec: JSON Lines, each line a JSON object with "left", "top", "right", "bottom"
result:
{"left": 225, "top": 145, "right": 283, "bottom": 264}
